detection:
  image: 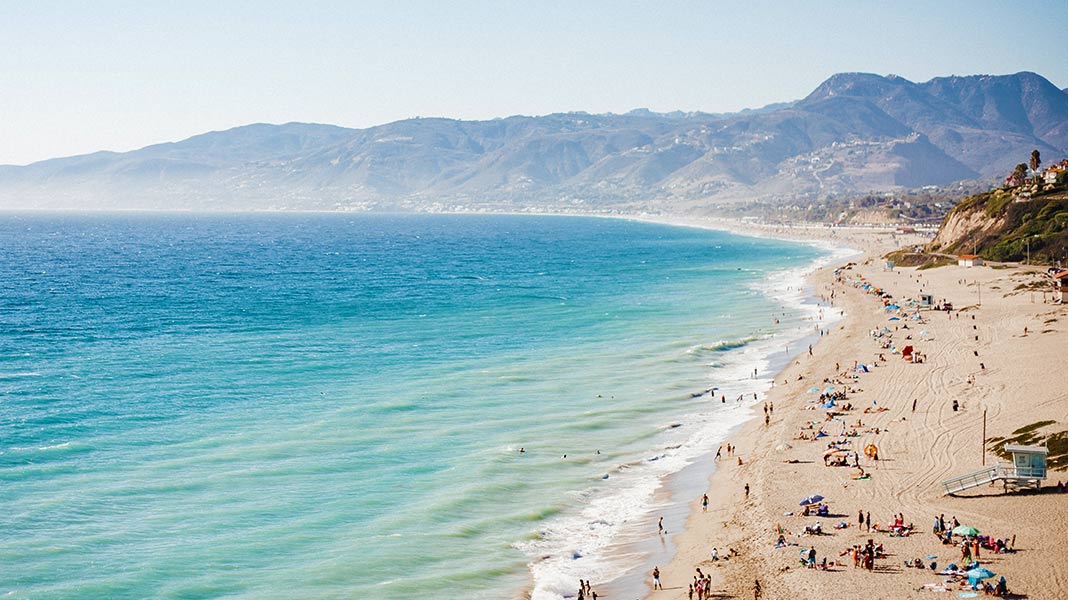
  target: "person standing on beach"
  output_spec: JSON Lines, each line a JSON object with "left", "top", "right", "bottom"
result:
{"left": 715, "top": 446, "right": 722, "bottom": 461}
{"left": 658, "top": 516, "right": 664, "bottom": 535}
{"left": 865, "top": 511, "right": 871, "bottom": 532}
{"left": 753, "top": 578, "right": 762, "bottom": 600}
{"left": 702, "top": 494, "right": 709, "bottom": 512}
{"left": 652, "top": 566, "right": 662, "bottom": 590}
{"left": 744, "top": 483, "right": 750, "bottom": 498}
{"left": 858, "top": 509, "right": 864, "bottom": 528}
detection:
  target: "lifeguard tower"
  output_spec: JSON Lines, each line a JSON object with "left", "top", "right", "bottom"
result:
{"left": 919, "top": 294, "right": 934, "bottom": 307}
{"left": 941, "top": 445, "right": 1048, "bottom": 495}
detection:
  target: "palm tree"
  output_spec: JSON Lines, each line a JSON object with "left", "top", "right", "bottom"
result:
{"left": 1030, "top": 149, "right": 1041, "bottom": 183}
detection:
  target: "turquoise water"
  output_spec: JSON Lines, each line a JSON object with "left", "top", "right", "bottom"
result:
{"left": 0, "top": 213, "right": 826, "bottom": 599}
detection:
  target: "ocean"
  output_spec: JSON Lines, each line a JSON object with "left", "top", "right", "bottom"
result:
{"left": 0, "top": 212, "right": 837, "bottom": 599}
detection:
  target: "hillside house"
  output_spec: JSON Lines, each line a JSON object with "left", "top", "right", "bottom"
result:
{"left": 1044, "top": 162, "right": 1067, "bottom": 184}
{"left": 958, "top": 254, "right": 983, "bottom": 267}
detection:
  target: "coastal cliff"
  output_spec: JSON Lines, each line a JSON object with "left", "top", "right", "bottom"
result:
{"left": 927, "top": 183, "right": 1068, "bottom": 264}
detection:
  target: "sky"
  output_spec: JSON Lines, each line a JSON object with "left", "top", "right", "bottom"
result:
{"left": 2, "top": 1, "right": 1066, "bottom": 165}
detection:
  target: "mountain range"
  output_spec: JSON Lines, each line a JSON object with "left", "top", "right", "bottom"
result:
{"left": 2, "top": 71, "right": 1067, "bottom": 212}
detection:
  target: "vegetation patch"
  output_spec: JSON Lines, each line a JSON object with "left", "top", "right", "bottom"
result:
{"left": 929, "top": 186, "right": 1068, "bottom": 265}
{"left": 917, "top": 257, "right": 955, "bottom": 270}
{"left": 883, "top": 249, "right": 951, "bottom": 268}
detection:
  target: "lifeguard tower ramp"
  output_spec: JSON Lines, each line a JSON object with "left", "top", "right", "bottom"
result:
{"left": 942, "top": 445, "right": 1048, "bottom": 495}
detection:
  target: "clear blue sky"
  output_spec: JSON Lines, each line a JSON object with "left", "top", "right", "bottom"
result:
{"left": 2, "top": 0, "right": 1065, "bottom": 165}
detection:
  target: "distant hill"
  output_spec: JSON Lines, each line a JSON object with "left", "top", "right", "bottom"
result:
{"left": 2, "top": 71, "right": 1066, "bottom": 211}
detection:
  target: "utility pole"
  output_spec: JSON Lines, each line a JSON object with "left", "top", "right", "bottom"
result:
{"left": 982, "top": 409, "right": 987, "bottom": 466}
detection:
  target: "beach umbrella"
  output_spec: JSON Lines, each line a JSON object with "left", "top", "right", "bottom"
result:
{"left": 966, "top": 567, "right": 995, "bottom": 582}
{"left": 953, "top": 525, "right": 980, "bottom": 537}
{"left": 799, "top": 494, "right": 824, "bottom": 505}
{"left": 823, "top": 386, "right": 836, "bottom": 393}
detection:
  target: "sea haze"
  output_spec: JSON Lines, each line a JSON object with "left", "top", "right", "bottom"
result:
{"left": 0, "top": 213, "right": 826, "bottom": 599}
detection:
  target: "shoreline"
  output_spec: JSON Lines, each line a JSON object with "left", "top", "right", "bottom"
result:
{"left": 589, "top": 216, "right": 867, "bottom": 600}
{"left": 636, "top": 221, "right": 1068, "bottom": 599}
{"left": 521, "top": 215, "right": 864, "bottom": 600}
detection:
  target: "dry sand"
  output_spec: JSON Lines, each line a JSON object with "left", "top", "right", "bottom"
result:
{"left": 637, "top": 222, "right": 1068, "bottom": 600}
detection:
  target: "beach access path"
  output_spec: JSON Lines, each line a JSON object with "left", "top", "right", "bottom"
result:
{"left": 649, "top": 227, "right": 1068, "bottom": 599}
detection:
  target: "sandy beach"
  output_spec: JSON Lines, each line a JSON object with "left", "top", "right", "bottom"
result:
{"left": 641, "top": 222, "right": 1068, "bottom": 600}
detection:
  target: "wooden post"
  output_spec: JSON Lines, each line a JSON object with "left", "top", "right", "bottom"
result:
{"left": 982, "top": 409, "right": 987, "bottom": 466}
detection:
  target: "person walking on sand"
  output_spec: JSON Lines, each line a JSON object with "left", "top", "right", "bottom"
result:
{"left": 652, "top": 566, "right": 662, "bottom": 590}
{"left": 658, "top": 516, "right": 664, "bottom": 535}
{"left": 715, "top": 446, "right": 722, "bottom": 461}
{"left": 702, "top": 494, "right": 709, "bottom": 512}
{"left": 753, "top": 578, "right": 762, "bottom": 600}
{"left": 744, "top": 482, "right": 750, "bottom": 498}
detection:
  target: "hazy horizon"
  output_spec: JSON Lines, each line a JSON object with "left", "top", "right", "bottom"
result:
{"left": 3, "top": 1, "right": 1067, "bottom": 166}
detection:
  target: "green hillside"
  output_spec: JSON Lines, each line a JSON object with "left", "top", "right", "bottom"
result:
{"left": 928, "top": 180, "right": 1068, "bottom": 265}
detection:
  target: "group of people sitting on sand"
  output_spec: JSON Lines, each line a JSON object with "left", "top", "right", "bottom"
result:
{"left": 873, "top": 513, "right": 913, "bottom": 537}
{"left": 801, "top": 503, "right": 830, "bottom": 517}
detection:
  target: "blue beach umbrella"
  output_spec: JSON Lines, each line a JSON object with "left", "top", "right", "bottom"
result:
{"left": 800, "top": 494, "right": 824, "bottom": 505}
{"left": 888, "top": 317, "right": 901, "bottom": 321}
{"left": 967, "top": 567, "right": 995, "bottom": 583}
